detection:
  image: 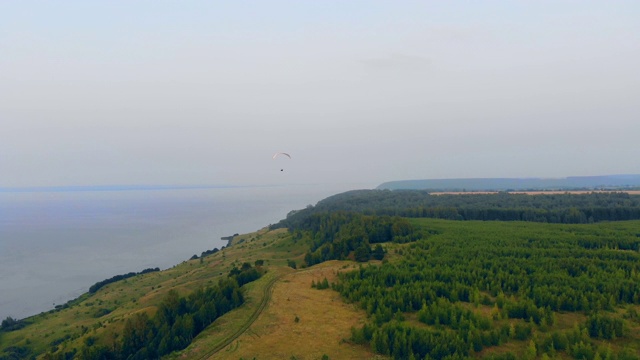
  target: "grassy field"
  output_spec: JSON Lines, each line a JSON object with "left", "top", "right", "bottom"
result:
{"left": 0, "top": 227, "right": 377, "bottom": 359}
{"left": 211, "top": 260, "right": 383, "bottom": 360}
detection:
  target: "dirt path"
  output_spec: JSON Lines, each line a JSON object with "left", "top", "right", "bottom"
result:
{"left": 197, "top": 272, "right": 285, "bottom": 359}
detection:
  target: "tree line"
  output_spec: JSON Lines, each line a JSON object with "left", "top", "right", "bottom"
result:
{"left": 281, "top": 212, "right": 416, "bottom": 266}
{"left": 88, "top": 268, "right": 160, "bottom": 294}
{"left": 277, "top": 190, "right": 640, "bottom": 225}
{"left": 43, "top": 263, "right": 262, "bottom": 360}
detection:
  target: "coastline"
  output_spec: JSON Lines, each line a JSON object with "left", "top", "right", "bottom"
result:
{"left": 1, "top": 184, "right": 364, "bottom": 321}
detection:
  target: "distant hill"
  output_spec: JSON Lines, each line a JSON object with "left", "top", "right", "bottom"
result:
{"left": 377, "top": 174, "right": 640, "bottom": 191}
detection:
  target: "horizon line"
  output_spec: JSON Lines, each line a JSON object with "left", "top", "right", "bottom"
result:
{"left": 0, "top": 182, "right": 354, "bottom": 193}
{"left": 0, "top": 184, "right": 263, "bottom": 193}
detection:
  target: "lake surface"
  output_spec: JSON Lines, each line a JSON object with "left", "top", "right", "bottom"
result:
{"left": 0, "top": 183, "right": 369, "bottom": 320}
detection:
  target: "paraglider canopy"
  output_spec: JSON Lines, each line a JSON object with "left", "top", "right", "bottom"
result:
{"left": 273, "top": 152, "right": 291, "bottom": 172}
{"left": 272, "top": 152, "right": 291, "bottom": 159}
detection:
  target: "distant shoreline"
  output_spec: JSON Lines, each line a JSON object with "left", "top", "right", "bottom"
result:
{"left": 377, "top": 174, "right": 640, "bottom": 191}
{"left": 221, "top": 233, "right": 239, "bottom": 241}
{"left": 430, "top": 190, "right": 640, "bottom": 195}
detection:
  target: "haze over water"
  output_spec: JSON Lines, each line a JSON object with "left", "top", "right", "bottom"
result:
{"left": 0, "top": 183, "right": 367, "bottom": 320}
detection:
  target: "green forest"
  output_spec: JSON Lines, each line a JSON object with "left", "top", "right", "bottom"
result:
{"left": 279, "top": 190, "right": 640, "bottom": 224}
{"left": 340, "top": 220, "right": 640, "bottom": 359}
{"left": 278, "top": 192, "right": 640, "bottom": 359}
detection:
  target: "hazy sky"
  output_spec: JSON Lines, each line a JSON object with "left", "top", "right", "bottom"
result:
{"left": 2, "top": 1, "right": 639, "bottom": 188}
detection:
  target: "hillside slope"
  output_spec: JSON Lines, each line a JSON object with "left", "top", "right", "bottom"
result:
{"left": 0, "top": 228, "right": 378, "bottom": 360}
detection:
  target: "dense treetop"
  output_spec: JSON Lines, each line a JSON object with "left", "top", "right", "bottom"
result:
{"left": 341, "top": 219, "right": 640, "bottom": 359}
{"left": 277, "top": 190, "right": 640, "bottom": 226}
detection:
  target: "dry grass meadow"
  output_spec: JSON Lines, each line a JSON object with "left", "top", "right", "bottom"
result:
{"left": 211, "top": 260, "right": 383, "bottom": 360}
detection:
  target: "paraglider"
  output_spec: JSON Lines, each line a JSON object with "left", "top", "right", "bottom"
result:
{"left": 272, "top": 152, "right": 291, "bottom": 159}
{"left": 273, "top": 152, "right": 291, "bottom": 171}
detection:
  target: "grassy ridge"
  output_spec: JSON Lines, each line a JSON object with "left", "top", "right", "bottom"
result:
{"left": 0, "top": 228, "right": 294, "bottom": 357}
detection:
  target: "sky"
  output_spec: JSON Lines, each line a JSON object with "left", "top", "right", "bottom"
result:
{"left": 1, "top": 1, "right": 639, "bottom": 188}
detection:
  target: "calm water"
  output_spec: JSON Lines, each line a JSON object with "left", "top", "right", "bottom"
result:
{"left": 0, "top": 183, "right": 367, "bottom": 320}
